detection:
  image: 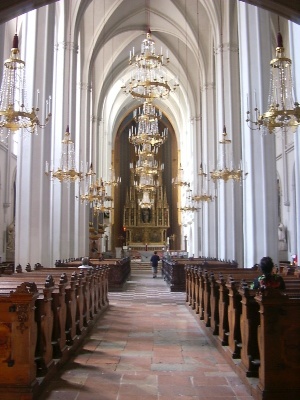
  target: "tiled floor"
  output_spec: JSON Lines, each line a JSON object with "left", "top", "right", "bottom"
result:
{"left": 41, "top": 270, "right": 254, "bottom": 400}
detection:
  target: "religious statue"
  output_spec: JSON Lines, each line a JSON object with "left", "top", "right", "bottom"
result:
{"left": 6, "top": 221, "right": 15, "bottom": 252}
{"left": 142, "top": 208, "right": 150, "bottom": 223}
{"left": 278, "top": 222, "right": 287, "bottom": 250}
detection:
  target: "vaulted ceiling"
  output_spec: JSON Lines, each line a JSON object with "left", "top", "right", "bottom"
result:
{"left": 0, "top": 0, "right": 299, "bottom": 25}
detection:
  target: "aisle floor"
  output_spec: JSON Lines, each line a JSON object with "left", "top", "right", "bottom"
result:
{"left": 42, "top": 270, "right": 254, "bottom": 400}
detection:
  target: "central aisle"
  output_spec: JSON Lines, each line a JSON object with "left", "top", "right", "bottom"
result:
{"left": 43, "top": 270, "right": 254, "bottom": 400}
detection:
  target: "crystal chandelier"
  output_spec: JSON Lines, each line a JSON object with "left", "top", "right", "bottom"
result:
{"left": 192, "top": 164, "right": 216, "bottom": 202}
{"left": 172, "top": 164, "right": 189, "bottom": 187}
{"left": 180, "top": 205, "right": 200, "bottom": 212}
{"left": 135, "top": 157, "right": 164, "bottom": 176}
{"left": 80, "top": 163, "right": 97, "bottom": 203}
{"left": 134, "top": 172, "right": 158, "bottom": 192}
{"left": 130, "top": 144, "right": 164, "bottom": 176}
{"left": 45, "top": 126, "right": 82, "bottom": 182}
{"left": 80, "top": 170, "right": 107, "bottom": 204}
{"left": 134, "top": 142, "right": 158, "bottom": 156}
{"left": 139, "top": 190, "right": 154, "bottom": 209}
{"left": 0, "top": 34, "right": 51, "bottom": 140}
{"left": 246, "top": 31, "right": 300, "bottom": 134}
{"left": 210, "top": 127, "right": 247, "bottom": 183}
{"left": 129, "top": 101, "right": 168, "bottom": 147}
{"left": 80, "top": 167, "right": 113, "bottom": 215}
{"left": 93, "top": 197, "right": 113, "bottom": 216}
{"left": 121, "top": 30, "right": 178, "bottom": 101}
{"left": 179, "top": 187, "right": 200, "bottom": 213}
{"left": 105, "top": 163, "right": 121, "bottom": 187}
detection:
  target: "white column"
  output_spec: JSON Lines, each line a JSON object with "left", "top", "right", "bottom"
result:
{"left": 201, "top": 82, "right": 218, "bottom": 257}
{"left": 15, "top": 6, "right": 55, "bottom": 267}
{"left": 76, "top": 80, "right": 91, "bottom": 257}
{"left": 214, "top": 1, "right": 243, "bottom": 265}
{"left": 238, "top": 3, "right": 278, "bottom": 267}
{"left": 192, "top": 114, "right": 201, "bottom": 257}
{"left": 289, "top": 21, "right": 300, "bottom": 262}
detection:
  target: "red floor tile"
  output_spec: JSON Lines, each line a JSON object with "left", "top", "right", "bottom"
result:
{"left": 39, "top": 270, "right": 255, "bottom": 400}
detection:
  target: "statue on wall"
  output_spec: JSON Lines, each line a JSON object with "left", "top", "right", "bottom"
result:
{"left": 6, "top": 221, "right": 15, "bottom": 252}
{"left": 278, "top": 222, "right": 287, "bottom": 251}
{"left": 142, "top": 208, "right": 151, "bottom": 223}
{"left": 6, "top": 221, "right": 15, "bottom": 261}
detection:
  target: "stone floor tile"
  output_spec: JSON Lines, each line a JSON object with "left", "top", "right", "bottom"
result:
{"left": 38, "top": 270, "right": 254, "bottom": 400}
{"left": 42, "top": 390, "right": 80, "bottom": 400}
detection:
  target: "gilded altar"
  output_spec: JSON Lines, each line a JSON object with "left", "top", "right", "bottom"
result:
{"left": 123, "top": 182, "right": 170, "bottom": 248}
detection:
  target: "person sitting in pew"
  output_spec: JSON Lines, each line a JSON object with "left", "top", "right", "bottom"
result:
{"left": 251, "top": 256, "right": 285, "bottom": 290}
{"left": 78, "top": 257, "right": 93, "bottom": 270}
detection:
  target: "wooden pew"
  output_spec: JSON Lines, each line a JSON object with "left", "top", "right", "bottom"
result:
{"left": 203, "top": 268, "right": 241, "bottom": 331}
{"left": 0, "top": 265, "right": 109, "bottom": 400}
{"left": 0, "top": 273, "right": 70, "bottom": 374}
{"left": 218, "top": 271, "right": 258, "bottom": 353}
{"left": 0, "top": 263, "right": 14, "bottom": 275}
{"left": 185, "top": 262, "right": 238, "bottom": 312}
{"left": 226, "top": 274, "right": 300, "bottom": 374}
{"left": 238, "top": 275, "right": 300, "bottom": 378}
{"left": 162, "top": 258, "right": 194, "bottom": 292}
{"left": 185, "top": 266, "right": 300, "bottom": 399}
{"left": 255, "top": 289, "right": 300, "bottom": 400}
{"left": 164, "top": 258, "right": 236, "bottom": 292}
{"left": 185, "top": 264, "right": 239, "bottom": 323}
{"left": 212, "top": 270, "right": 263, "bottom": 358}
{"left": 9, "top": 269, "right": 87, "bottom": 344}
{"left": 238, "top": 283, "right": 260, "bottom": 377}
{"left": 53, "top": 266, "right": 109, "bottom": 319}
{"left": 20, "top": 266, "right": 109, "bottom": 342}
{"left": 56, "top": 257, "right": 130, "bottom": 291}
{"left": 0, "top": 282, "right": 39, "bottom": 399}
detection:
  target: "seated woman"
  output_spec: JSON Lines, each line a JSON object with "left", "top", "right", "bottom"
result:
{"left": 252, "top": 256, "right": 285, "bottom": 290}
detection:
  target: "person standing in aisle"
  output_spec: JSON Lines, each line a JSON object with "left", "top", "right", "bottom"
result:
{"left": 150, "top": 251, "right": 160, "bottom": 278}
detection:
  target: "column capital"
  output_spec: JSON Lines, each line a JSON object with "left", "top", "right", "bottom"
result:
{"left": 201, "top": 82, "right": 215, "bottom": 92}
{"left": 91, "top": 115, "right": 102, "bottom": 125}
{"left": 214, "top": 42, "right": 239, "bottom": 55}
{"left": 78, "top": 82, "right": 92, "bottom": 92}
{"left": 190, "top": 115, "right": 202, "bottom": 124}
{"left": 55, "top": 41, "right": 79, "bottom": 53}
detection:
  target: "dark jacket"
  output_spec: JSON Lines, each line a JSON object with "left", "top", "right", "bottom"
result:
{"left": 150, "top": 254, "right": 160, "bottom": 267}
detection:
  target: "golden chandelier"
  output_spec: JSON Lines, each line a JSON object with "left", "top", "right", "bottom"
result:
{"left": 45, "top": 126, "right": 82, "bottom": 182}
{"left": 192, "top": 164, "right": 215, "bottom": 202}
{"left": 246, "top": 32, "right": 300, "bottom": 134}
{"left": 210, "top": 127, "right": 246, "bottom": 183}
{"left": 121, "top": 30, "right": 178, "bottom": 101}
{"left": 129, "top": 101, "right": 168, "bottom": 147}
{"left": 172, "top": 164, "right": 190, "bottom": 187}
{"left": 0, "top": 34, "right": 51, "bottom": 139}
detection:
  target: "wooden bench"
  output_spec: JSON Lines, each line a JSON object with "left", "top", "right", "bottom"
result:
{"left": 162, "top": 258, "right": 195, "bottom": 292}
{"left": 166, "top": 258, "right": 238, "bottom": 294}
{"left": 0, "top": 276, "right": 59, "bottom": 376}
{"left": 21, "top": 266, "right": 109, "bottom": 340}
{"left": 222, "top": 273, "right": 300, "bottom": 360}
{"left": 0, "top": 263, "right": 14, "bottom": 275}
{"left": 255, "top": 289, "right": 300, "bottom": 400}
{"left": 222, "top": 271, "right": 259, "bottom": 357}
{"left": 186, "top": 267, "right": 300, "bottom": 400}
{"left": 56, "top": 257, "right": 130, "bottom": 291}
{"left": 0, "top": 266, "right": 109, "bottom": 400}
{"left": 185, "top": 264, "right": 239, "bottom": 321}
{"left": 0, "top": 282, "right": 40, "bottom": 399}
